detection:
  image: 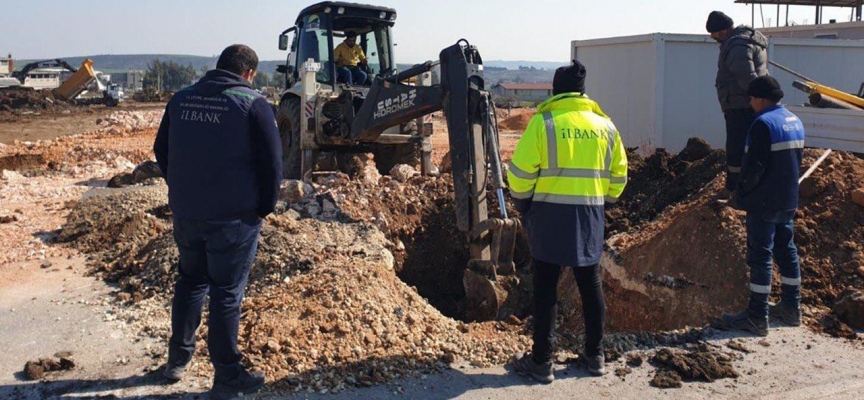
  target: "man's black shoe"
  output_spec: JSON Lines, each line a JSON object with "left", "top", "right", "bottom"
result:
{"left": 511, "top": 352, "right": 554, "bottom": 384}
{"left": 210, "top": 369, "right": 266, "bottom": 400}
{"left": 161, "top": 362, "right": 186, "bottom": 382}
{"left": 583, "top": 353, "right": 607, "bottom": 376}
{"left": 769, "top": 302, "right": 802, "bottom": 327}
{"left": 712, "top": 309, "right": 769, "bottom": 336}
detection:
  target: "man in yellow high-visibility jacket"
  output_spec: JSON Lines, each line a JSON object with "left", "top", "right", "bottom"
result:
{"left": 507, "top": 61, "right": 627, "bottom": 383}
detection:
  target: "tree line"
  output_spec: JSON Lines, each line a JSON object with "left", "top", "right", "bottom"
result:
{"left": 143, "top": 59, "right": 286, "bottom": 91}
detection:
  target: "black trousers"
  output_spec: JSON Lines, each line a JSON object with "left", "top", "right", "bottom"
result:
{"left": 532, "top": 259, "right": 605, "bottom": 363}
{"left": 723, "top": 108, "right": 755, "bottom": 191}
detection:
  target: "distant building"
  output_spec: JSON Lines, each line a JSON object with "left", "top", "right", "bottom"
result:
{"left": 110, "top": 70, "right": 145, "bottom": 91}
{"left": 0, "top": 54, "right": 12, "bottom": 77}
{"left": 490, "top": 82, "right": 553, "bottom": 103}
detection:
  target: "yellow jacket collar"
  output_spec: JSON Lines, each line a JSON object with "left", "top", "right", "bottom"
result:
{"left": 536, "top": 92, "right": 610, "bottom": 119}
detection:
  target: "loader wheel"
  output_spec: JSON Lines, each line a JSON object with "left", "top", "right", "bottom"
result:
{"left": 277, "top": 96, "right": 302, "bottom": 179}
{"left": 373, "top": 120, "right": 421, "bottom": 175}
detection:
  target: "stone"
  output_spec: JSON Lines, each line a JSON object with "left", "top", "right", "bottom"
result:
{"left": 280, "top": 180, "right": 308, "bottom": 203}
{"left": 852, "top": 189, "right": 864, "bottom": 208}
{"left": 389, "top": 164, "right": 418, "bottom": 183}
{"left": 833, "top": 289, "right": 864, "bottom": 330}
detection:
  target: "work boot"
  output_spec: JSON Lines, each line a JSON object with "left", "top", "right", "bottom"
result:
{"left": 712, "top": 309, "right": 769, "bottom": 337}
{"left": 769, "top": 302, "right": 802, "bottom": 327}
{"left": 511, "top": 352, "right": 554, "bottom": 384}
{"left": 583, "top": 353, "right": 607, "bottom": 376}
{"left": 161, "top": 362, "right": 186, "bottom": 382}
{"left": 209, "top": 369, "right": 266, "bottom": 400}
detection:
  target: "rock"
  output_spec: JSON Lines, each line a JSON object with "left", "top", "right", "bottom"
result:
{"left": 677, "top": 138, "right": 712, "bottom": 162}
{"left": 832, "top": 289, "right": 864, "bottom": 331}
{"left": 852, "top": 189, "right": 864, "bottom": 208}
{"left": 131, "top": 161, "right": 162, "bottom": 182}
{"left": 265, "top": 340, "right": 282, "bottom": 353}
{"left": 280, "top": 180, "right": 308, "bottom": 203}
{"left": 390, "top": 164, "right": 418, "bottom": 183}
{"left": 439, "top": 151, "right": 452, "bottom": 174}
{"left": 799, "top": 177, "right": 828, "bottom": 199}
{"left": 40, "top": 261, "right": 52, "bottom": 269}
{"left": 0, "top": 214, "right": 17, "bottom": 224}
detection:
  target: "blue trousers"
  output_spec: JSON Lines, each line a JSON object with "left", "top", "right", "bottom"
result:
{"left": 168, "top": 217, "right": 261, "bottom": 380}
{"left": 746, "top": 210, "right": 801, "bottom": 318}
{"left": 337, "top": 65, "right": 367, "bottom": 85}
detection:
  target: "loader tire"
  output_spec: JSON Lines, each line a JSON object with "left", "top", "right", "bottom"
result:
{"left": 277, "top": 96, "right": 303, "bottom": 179}
{"left": 373, "top": 120, "right": 421, "bottom": 175}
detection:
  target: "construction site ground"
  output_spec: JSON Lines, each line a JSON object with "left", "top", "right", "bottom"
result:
{"left": 1, "top": 105, "right": 863, "bottom": 399}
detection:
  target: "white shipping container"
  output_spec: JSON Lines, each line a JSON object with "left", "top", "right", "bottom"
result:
{"left": 571, "top": 34, "right": 864, "bottom": 153}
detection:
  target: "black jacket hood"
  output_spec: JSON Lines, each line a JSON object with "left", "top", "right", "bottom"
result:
{"left": 194, "top": 69, "right": 252, "bottom": 96}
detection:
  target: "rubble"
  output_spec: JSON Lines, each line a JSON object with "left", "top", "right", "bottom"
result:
{"left": 94, "top": 110, "right": 164, "bottom": 135}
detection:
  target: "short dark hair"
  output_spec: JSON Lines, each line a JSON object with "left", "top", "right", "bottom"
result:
{"left": 345, "top": 31, "right": 358, "bottom": 38}
{"left": 216, "top": 44, "right": 259, "bottom": 76}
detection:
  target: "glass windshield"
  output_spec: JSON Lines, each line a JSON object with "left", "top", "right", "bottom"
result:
{"left": 297, "top": 13, "right": 331, "bottom": 84}
{"left": 364, "top": 26, "right": 392, "bottom": 77}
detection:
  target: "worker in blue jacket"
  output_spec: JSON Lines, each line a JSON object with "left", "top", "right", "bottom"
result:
{"left": 153, "top": 44, "right": 282, "bottom": 398}
{"left": 715, "top": 75, "right": 804, "bottom": 336}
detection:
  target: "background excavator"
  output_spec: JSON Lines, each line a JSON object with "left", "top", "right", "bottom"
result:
{"left": 275, "top": 1, "right": 519, "bottom": 321}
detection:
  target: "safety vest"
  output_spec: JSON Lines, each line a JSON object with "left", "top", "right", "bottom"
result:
{"left": 507, "top": 93, "right": 628, "bottom": 206}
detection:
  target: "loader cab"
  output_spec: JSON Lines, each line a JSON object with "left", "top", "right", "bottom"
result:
{"left": 278, "top": 2, "right": 396, "bottom": 90}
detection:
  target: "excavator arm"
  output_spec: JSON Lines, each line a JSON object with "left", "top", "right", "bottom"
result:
{"left": 351, "top": 40, "right": 519, "bottom": 320}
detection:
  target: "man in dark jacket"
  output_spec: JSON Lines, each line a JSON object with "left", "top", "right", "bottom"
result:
{"left": 707, "top": 11, "right": 769, "bottom": 196}
{"left": 714, "top": 76, "right": 804, "bottom": 337}
{"left": 153, "top": 44, "right": 282, "bottom": 398}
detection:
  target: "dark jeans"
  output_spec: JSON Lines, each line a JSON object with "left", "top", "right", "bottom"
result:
{"left": 168, "top": 217, "right": 262, "bottom": 381}
{"left": 337, "top": 65, "right": 368, "bottom": 85}
{"left": 532, "top": 259, "right": 605, "bottom": 363}
{"left": 724, "top": 108, "right": 755, "bottom": 191}
{"left": 745, "top": 210, "right": 801, "bottom": 318}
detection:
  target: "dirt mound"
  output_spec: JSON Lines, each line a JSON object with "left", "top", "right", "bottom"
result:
{"left": 792, "top": 151, "right": 864, "bottom": 334}
{"left": 649, "top": 344, "right": 738, "bottom": 388}
{"left": 241, "top": 260, "right": 528, "bottom": 392}
{"left": 497, "top": 112, "right": 533, "bottom": 131}
{"left": 59, "top": 177, "right": 532, "bottom": 392}
{"left": 607, "top": 139, "right": 725, "bottom": 235}
{"left": 0, "top": 86, "right": 71, "bottom": 115}
{"left": 0, "top": 153, "right": 45, "bottom": 171}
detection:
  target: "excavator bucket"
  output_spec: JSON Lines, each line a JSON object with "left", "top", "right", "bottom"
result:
{"left": 462, "top": 217, "right": 520, "bottom": 321}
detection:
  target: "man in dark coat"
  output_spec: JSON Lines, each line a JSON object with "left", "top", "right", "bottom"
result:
{"left": 707, "top": 10, "right": 769, "bottom": 196}
{"left": 154, "top": 44, "right": 282, "bottom": 399}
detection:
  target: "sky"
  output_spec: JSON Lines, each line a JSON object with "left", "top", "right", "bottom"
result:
{"left": 1, "top": 0, "right": 860, "bottom": 63}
